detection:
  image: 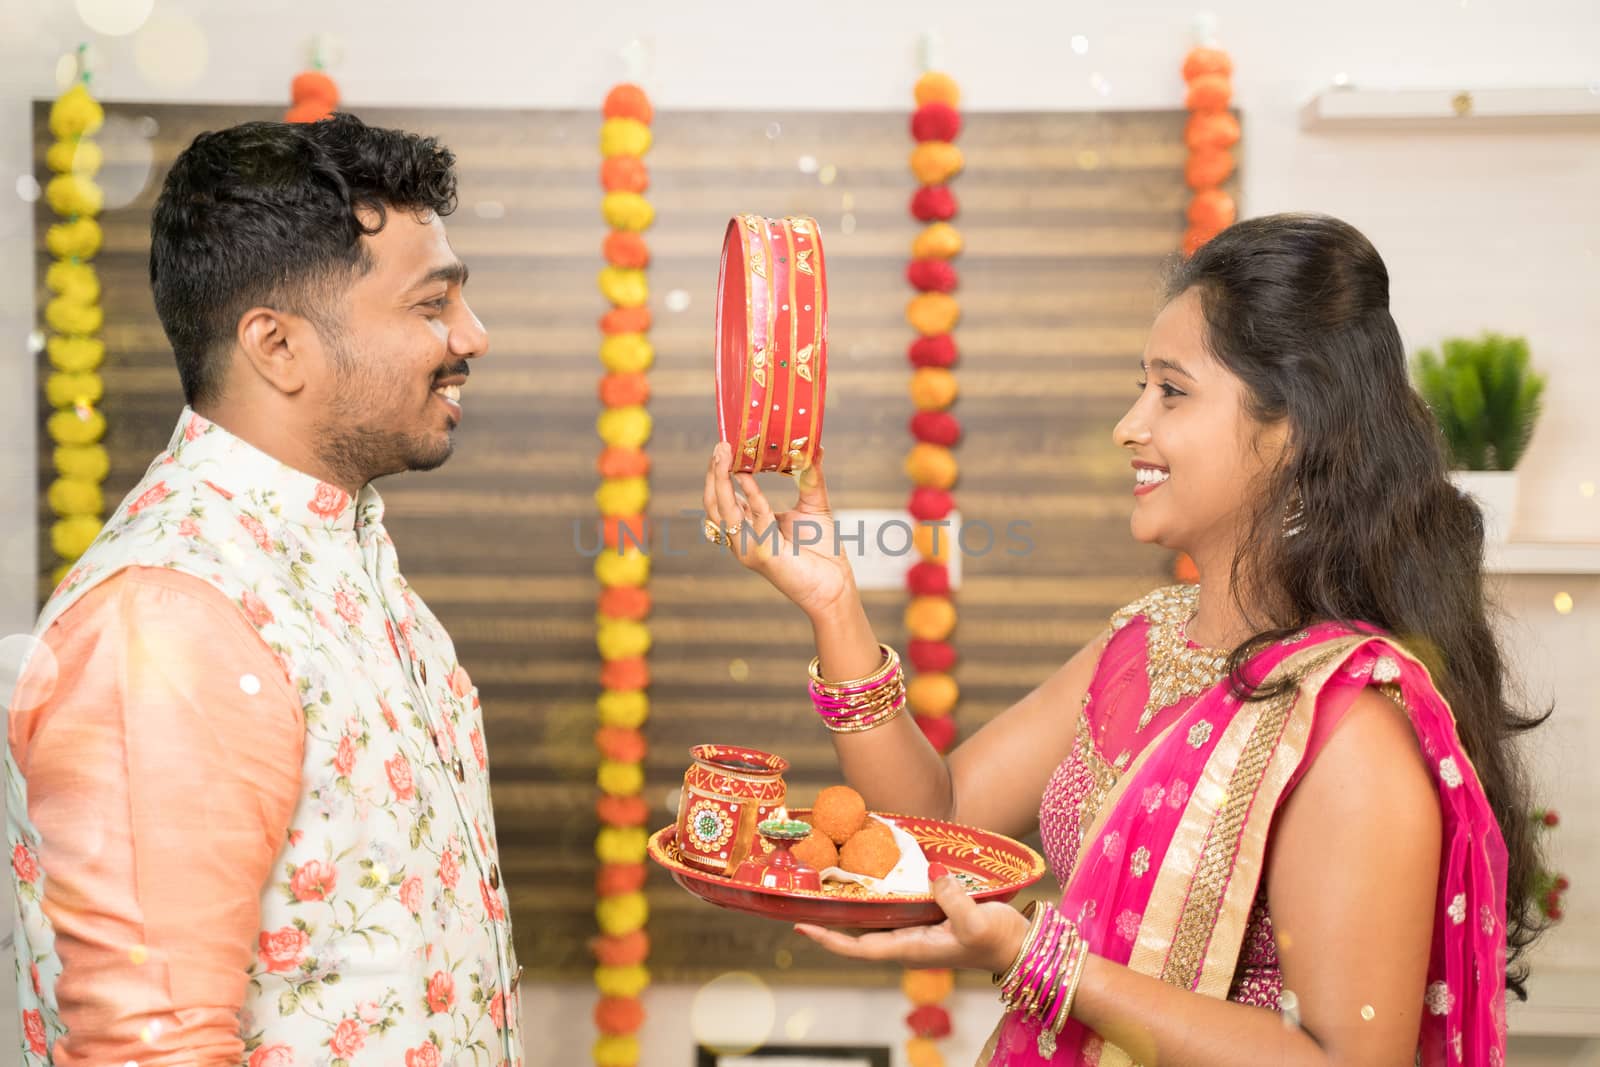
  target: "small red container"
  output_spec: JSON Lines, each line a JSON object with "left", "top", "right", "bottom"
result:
{"left": 733, "top": 822, "right": 822, "bottom": 893}
{"left": 715, "top": 215, "right": 828, "bottom": 474}
{"left": 674, "top": 744, "right": 789, "bottom": 876}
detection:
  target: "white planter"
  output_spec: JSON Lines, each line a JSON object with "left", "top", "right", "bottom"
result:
{"left": 1451, "top": 470, "right": 1519, "bottom": 545}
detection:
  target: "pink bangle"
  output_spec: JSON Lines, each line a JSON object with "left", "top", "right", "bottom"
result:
{"left": 1007, "top": 904, "right": 1059, "bottom": 994}
{"left": 808, "top": 653, "right": 906, "bottom": 733}
{"left": 808, "top": 669, "right": 902, "bottom": 705}
{"left": 1008, "top": 904, "right": 1063, "bottom": 1008}
{"left": 1041, "top": 931, "right": 1081, "bottom": 1031}
{"left": 810, "top": 694, "right": 899, "bottom": 723}
{"left": 820, "top": 695, "right": 907, "bottom": 734}
{"left": 818, "top": 676, "right": 894, "bottom": 697}
{"left": 811, "top": 685, "right": 906, "bottom": 715}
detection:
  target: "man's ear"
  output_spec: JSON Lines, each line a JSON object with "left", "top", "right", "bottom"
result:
{"left": 236, "top": 306, "right": 317, "bottom": 396}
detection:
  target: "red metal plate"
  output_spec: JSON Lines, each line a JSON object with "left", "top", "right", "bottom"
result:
{"left": 714, "top": 215, "right": 828, "bottom": 474}
{"left": 649, "top": 808, "right": 1046, "bottom": 929}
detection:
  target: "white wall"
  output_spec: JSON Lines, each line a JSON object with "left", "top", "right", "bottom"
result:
{"left": 3, "top": 1, "right": 1598, "bottom": 1064}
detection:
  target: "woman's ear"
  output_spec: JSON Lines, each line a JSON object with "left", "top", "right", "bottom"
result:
{"left": 1253, "top": 416, "right": 1293, "bottom": 466}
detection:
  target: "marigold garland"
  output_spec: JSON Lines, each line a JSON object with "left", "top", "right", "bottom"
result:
{"left": 1175, "top": 33, "right": 1237, "bottom": 583}
{"left": 594, "top": 81, "right": 653, "bottom": 1067}
{"left": 284, "top": 46, "right": 339, "bottom": 123}
{"left": 1180, "top": 39, "right": 1237, "bottom": 256}
{"left": 43, "top": 49, "right": 107, "bottom": 586}
{"left": 285, "top": 77, "right": 337, "bottom": 124}
{"left": 902, "top": 66, "right": 964, "bottom": 1067}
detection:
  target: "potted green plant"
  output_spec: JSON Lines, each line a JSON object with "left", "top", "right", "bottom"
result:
{"left": 1412, "top": 332, "right": 1546, "bottom": 543}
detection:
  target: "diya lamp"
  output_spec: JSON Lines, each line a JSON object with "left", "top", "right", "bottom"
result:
{"left": 733, "top": 817, "right": 822, "bottom": 892}
{"left": 714, "top": 215, "right": 829, "bottom": 475}
{"left": 675, "top": 744, "right": 788, "bottom": 876}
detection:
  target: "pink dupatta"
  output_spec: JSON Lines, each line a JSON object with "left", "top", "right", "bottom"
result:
{"left": 986, "top": 619, "right": 1509, "bottom": 1066}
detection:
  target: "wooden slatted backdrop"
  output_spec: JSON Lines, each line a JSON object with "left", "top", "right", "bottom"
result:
{"left": 34, "top": 101, "right": 1224, "bottom": 983}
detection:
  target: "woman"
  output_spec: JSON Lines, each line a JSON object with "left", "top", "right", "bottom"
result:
{"left": 701, "top": 214, "right": 1544, "bottom": 1065}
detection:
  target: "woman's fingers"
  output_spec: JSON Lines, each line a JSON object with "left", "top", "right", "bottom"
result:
{"left": 928, "top": 865, "right": 974, "bottom": 925}
{"left": 734, "top": 474, "right": 779, "bottom": 556}
{"left": 703, "top": 445, "right": 727, "bottom": 536}
{"left": 928, "top": 866, "right": 995, "bottom": 962}
{"left": 794, "top": 455, "right": 831, "bottom": 512}
{"left": 793, "top": 925, "right": 908, "bottom": 962}
{"left": 792, "top": 924, "right": 879, "bottom": 960}
{"left": 792, "top": 923, "right": 953, "bottom": 967}
{"left": 711, "top": 449, "right": 746, "bottom": 544}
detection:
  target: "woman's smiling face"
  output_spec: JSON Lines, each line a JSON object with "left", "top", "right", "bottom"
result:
{"left": 1113, "top": 288, "right": 1289, "bottom": 563}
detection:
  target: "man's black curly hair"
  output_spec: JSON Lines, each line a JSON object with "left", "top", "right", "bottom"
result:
{"left": 150, "top": 113, "right": 458, "bottom": 405}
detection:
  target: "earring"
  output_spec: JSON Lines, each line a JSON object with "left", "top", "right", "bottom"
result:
{"left": 1283, "top": 485, "right": 1306, "bottom": 539}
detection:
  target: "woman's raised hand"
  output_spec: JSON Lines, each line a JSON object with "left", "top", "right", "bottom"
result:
{"left": 702, "top": 443, "right": 857, "bottom": 620}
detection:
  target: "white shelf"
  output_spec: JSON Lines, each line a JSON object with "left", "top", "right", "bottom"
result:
{"left": 1300, "top": 86, "right": 1600, "bottom": 131}
{"left": 1509, "top": 966, "right": 1600, "bottom": 1038}
{"left": 1485, "top": 542, "right": 1600, "bottom": 575}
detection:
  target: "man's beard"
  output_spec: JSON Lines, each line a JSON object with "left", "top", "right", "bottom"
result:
{"left": 316, "top": 420, "right": 454, "bottom": 489}
{"left": 312, "top": 340, "right": 457, "bottom": 489}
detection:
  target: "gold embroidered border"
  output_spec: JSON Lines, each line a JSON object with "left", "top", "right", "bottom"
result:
{"left": 1125, "top": 694, "right": 1264, "bottom": 982}
{"left": 1195, "top": 696, "right": 1306, "bottom": 997}
{"left": 1159, "top": 638, "right": 1361, "bottom": 992}
{"left": 778, "top": 222, "right": 799, "bottom": 468}
{"left": 1070, "top": 715, "right": 1122, "bottom": 868}
{"left": 1070, "top": 713, "right": 1180, "bottom": 879}
{"left": 1095, "top": 635, "right": 1440, "bottom": 1066}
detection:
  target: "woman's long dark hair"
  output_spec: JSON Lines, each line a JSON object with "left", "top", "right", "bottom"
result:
{"left": 1167, "top": 213, "right": 1547, "bottom": 997}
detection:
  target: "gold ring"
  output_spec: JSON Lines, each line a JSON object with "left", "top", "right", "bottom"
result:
{"left": 703, "top": 519, "right": 726, "bottom": 546}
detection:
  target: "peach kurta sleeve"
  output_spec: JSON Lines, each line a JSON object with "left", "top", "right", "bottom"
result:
{"left": 10, "top": 567, "right": 304, "bottom": 1066}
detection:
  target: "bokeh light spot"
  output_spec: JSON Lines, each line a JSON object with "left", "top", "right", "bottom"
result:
{"left": 783, "top": 1006, "right": 813, "bottom": 1040}
{"left": 133, "top": 9, "right": 209, "bottom": 89}
{"left": 690, "top": 972, "right": 776, "bottom": 1055}
{"left": 76, "top": 0, "right": 154, "bottom": 36}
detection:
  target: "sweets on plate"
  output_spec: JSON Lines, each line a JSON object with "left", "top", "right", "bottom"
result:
{"left": 791, "top": 827, "right": 840, "bottom": 871}
{"left": 838, "top": 819, "right": 900, "bottom": 879}
{"left": 812, "top": 784, "right": 868, "bottom": 845}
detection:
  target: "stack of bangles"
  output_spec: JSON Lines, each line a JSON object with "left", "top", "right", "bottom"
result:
{"left": 994, "top": 900, "right": 1091, "bottom": 1058}
{"left": 807, "top": 644, "right": 907, "bottom": 733}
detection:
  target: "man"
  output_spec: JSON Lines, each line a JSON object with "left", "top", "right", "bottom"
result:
{"left": 6, "top": 114, "right": 520, "bottom": 1065}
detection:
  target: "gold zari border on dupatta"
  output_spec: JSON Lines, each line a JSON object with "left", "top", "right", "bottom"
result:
{"left": 1091, "top": 636, "right": 1365, "bottom": 1067}
{"left": 1070, "top": 714, "right": 1124, "bottom": 870}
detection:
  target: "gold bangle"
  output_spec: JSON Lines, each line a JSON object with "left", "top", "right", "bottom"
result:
{"left": 822, "top": 705, "right": 905, "bottom": 734}
{"left": 1037, "top": 924, "right": 1076, "bottom": 1022}
{"left": 822, "top": 680, "right": 907, "bottom": 732}
{"left": 1060, "top": 937, "right": 1090, "bottom": 1022}
{"left": 1000, "top": 902, "right": 1062, "bottom": 1017}
{"left": 809, "top": 643, "right": 899, "bottom": 692}
{"left": 1032, "top": 928, "right": 1083, "bottom": 1059}
{"left": 1017, "top": 910, "right": 1067, "bottom": 1019}
{"left": 995, "top": 900, "right": 1046, "bottom": 992}
{"left": 820, "top": 669, "right": 905, "bottom": 711}
{"left": 814, "top": 656, "right": 906, "bottom": 735}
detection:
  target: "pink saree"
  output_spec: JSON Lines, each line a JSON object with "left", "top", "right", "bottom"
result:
{"left": 985, "top": 586, "right": 1509, "bottom": 1066}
